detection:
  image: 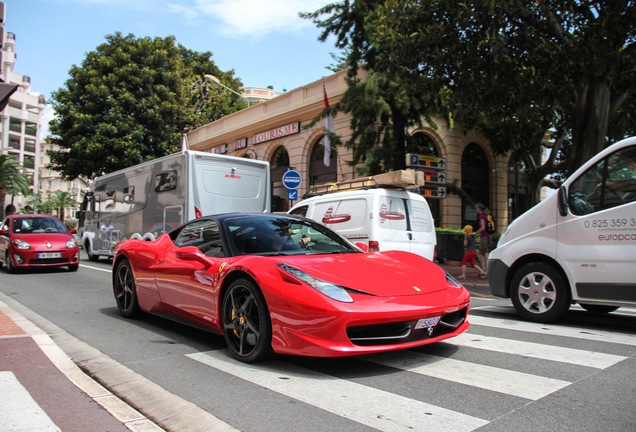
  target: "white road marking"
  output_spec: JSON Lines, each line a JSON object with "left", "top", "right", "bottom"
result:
{"left": 468, "top": 314, "right": 636, "bottom": 346}
{"left": 187, "top": 350, "right": 489, "bottom": 432}
{"left": 449, "top": 333, "right": 627, "bottom": 369}
{"left": 367, "top": 350, "right": 570, "bottom": 400}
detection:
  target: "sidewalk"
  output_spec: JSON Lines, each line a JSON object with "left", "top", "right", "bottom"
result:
{"left": 437, "top": 261, "right": 493, "bottom": 296}
{"left": 0, "top": 300, "right": 163, "bottom": 432}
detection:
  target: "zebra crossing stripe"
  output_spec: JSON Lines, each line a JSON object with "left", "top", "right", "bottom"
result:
{"left": 187, "top": 351, "right": 489, "bottom": 432}
{"left": 468, "top": 314, "right": 636, "bottom": 346}
{"left": 367, "top": 351, "right": 570, "bottom": 400}
{"left": 449, "top": 333, "right": 627, "bottom": 368}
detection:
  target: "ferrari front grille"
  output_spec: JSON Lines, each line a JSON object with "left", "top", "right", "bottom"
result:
{"left": 346, "top": 307, "right": 468, "bottom": 346}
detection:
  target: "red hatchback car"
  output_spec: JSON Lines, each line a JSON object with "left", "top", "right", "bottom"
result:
{"left": 0, "top": 214, "right": 80, "bottom": 273}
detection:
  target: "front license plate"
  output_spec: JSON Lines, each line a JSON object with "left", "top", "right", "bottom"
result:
{"left": 415, "top": 316, "right": 440, "bottom": 329}
{"left": 38, "top": 252, "right": 62, "bottom": 259}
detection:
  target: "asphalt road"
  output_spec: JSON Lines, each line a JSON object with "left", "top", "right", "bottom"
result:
{"left": 1, "top": 254, "right": 635, "bottom": 432}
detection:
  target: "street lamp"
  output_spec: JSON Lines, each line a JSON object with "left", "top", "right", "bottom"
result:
{"left": 204, "top": 74, "right": 251, "bottom": 108}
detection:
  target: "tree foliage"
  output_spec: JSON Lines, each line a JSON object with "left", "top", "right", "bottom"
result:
{"left": 0, "top": 154, "right": 31, "bottom": 213}
{"left": 47, "top": 32, "right": 246, "bottom": 180}
{"left": 303, "top": 1, "right": 636, "bottom": 200}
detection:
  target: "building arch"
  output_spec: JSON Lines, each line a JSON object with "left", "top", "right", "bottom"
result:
{"left": 268, "top": 144, "right": 290, "bottom": 212}
{"left": 410, "top": 130, "right": 443, "bottom": 226}
{"left": 307, "top": 133, "right": 337, "bottom": 187}
{"left": 461, "top": 142, "right": 491, "bottom": 228}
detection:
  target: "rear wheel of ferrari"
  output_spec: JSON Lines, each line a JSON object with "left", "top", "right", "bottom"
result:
{"left": 113, "top": 258, "right": 139, "bottom": 318}
{"left": 222, "top": 279, "right": 273, "bottom": 363}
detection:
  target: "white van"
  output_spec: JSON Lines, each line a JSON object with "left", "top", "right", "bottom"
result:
{"left": 488, "top": 136, "right": 636, "bottom": 322}
{"left": 288, "top": 175, "right": 436, "bottom": 261}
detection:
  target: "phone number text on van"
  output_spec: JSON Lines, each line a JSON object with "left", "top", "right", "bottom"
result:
{"left": 584, "top": 218, "right": 636, "bottom": 229}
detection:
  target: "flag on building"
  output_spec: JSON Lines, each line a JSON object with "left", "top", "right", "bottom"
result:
{"left": 322, "top": 80, "right": 334, "bottom": 167}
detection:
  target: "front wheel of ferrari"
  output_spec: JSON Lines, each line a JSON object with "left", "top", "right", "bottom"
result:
{"left": 222, "top": 279, "right": 273, "bottom": 363}
{"left": 113, "top": 258, "right": 140, "bottom": 318}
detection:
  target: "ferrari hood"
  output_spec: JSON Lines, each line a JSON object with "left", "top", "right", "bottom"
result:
{"left": 282, "top": 252, "right": 448, "bottom": 297}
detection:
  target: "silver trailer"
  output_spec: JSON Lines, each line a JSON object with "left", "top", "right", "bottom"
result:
{"left": 80, "top": 150, "right": 271, "bottom": 261}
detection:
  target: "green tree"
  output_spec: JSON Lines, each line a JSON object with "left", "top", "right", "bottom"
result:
{"left": 304, "top": 1, "right": 636, "bottom": 201}
{"left": 0, "top": 154, "right": 30, "bottom": 216}
{"left": 47, "top": 32, "right": 246, "bottom": 180}
{"left": 49, "top": 191, "right": 76, "bottom": 222}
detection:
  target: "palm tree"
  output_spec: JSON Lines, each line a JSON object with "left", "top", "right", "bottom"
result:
{"left": 50, "top": 190, "right": 76, "bottom": 222}
{"left": 0, "top": 154, "right": 30, "bottom": 217}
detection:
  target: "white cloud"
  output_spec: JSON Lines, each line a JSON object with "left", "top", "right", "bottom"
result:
{"left": 40, "top": 105, "right": 56, "bottom": 139}
{"left": 192, "top": 0, "right": 330, "bottom": 39}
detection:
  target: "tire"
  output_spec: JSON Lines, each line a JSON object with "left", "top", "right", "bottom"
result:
{"left": 68, "top": 264, "right": 79, "bottom": 272}
{"left": 222, "top": 278, "right": 273, "bottom": 363}
{"left": 580, "top": 304, "right": 620, "bottom": 314}
{"left": 5, "top": 252, "right": 16, "bottom": 274}
{"left": 510, "top": 262, "right": 570, "bottom": 323}
{"left": 113, "top": 258, "right": 140, "bottom": 318}
{"left": 85, "top": 240, "right": 99, "bottom": 262}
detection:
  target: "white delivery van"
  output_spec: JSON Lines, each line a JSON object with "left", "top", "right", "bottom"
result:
{"left": 488, "top": 136, "right": 636, "bottom": 322}
{"left": 288, "top": 172, "right": 436, "bottom": 261}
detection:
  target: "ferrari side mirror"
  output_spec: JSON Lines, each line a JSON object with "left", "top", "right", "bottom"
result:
{"left": 175, "top": 246, "right": 213, "bottom": 268}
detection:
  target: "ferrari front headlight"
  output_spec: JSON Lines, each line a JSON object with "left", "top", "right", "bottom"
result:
{"left": 276, "top": 263, "right": 353, "bottom": 303}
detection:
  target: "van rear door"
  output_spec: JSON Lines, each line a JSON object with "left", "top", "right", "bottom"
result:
{"left": 375, "top": 193, "right": 435, "bottom": 260}
{"left": 190, "top": 153, "right": 271, "bottom": 216}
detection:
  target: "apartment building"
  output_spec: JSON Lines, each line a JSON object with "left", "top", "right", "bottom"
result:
{"left": 1, "top": 2, "right": 86, "bottom": 220}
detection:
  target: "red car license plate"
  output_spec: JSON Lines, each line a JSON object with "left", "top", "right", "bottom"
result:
{"left": 38, "top": 252, "right": 62, "bottom": 259}
{"left": 414, "top": 316, "right": 440, "bottom": 329}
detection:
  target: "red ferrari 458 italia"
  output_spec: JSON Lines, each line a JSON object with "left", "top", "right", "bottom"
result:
{"left": 112, "top": 213, "right": 470, "bottom": 362}
{"left": 0, "top": 214, "right": 80, "bottom": 273}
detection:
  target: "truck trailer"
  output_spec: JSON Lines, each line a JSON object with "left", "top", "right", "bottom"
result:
{"left": 80, "top": 150, "right": 271, "bottom": 261}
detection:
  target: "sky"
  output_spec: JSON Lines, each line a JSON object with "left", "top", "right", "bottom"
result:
{"left": 3, "top": 0, "right": 339, "bottom": 131}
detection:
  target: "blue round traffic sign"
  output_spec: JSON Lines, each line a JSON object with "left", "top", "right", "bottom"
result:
{"left": 282, "top": 170, "right": 302, "bottom": 189}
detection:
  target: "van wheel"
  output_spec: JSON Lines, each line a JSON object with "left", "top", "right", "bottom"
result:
{"left": 85, "top": 240, "right": 99, "bottom": 262}
{"left": 580, "top": 304, "right": 620, "bottom": 314}
{"left": 510, "top": 262, "right": 570, "bottom": 323}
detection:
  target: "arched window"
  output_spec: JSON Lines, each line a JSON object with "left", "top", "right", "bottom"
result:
{"left": 461, "top": 143, "right": 490, "bottom": 228}
{"left": 308, "top": 137, "right": 337, "bottom": 186}
{"left": 270, "top": 146, "right": 290, "bottom": 212}
{"left": 410, "top": 132, "right": 441, "bottom": 226}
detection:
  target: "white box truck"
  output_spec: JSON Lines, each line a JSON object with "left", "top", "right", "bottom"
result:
{"left": 488, "top": 136, "right": 636, "bottom": 322}
{"left": 80, "top": 150, "right": 270, "bottom": 261}
{"left": 288, "top": 171, "right": 437, "bottom": 261}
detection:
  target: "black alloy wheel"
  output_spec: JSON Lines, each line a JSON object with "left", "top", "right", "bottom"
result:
{"left": 113, "top": 258, "right": 140, "bottom": 318}
{"left": 222, "top": 278, "right": 273, "bottom": 363}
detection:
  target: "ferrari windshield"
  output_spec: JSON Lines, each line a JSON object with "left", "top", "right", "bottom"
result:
{"left": 225, "top": 215, "right": 360, "bottom": 256}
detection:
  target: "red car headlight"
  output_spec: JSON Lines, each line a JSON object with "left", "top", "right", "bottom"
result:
{"left": 12, "top": 239, "right": 31, "bottom": 250}
{"left": 276, "top": 263, "right": 354, "bottom": 303}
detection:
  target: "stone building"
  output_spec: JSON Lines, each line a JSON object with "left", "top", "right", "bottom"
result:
{"left": 187, "top": 69, "right": 535, "bottom": 232}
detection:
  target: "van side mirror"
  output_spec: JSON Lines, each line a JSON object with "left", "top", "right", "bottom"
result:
{"left": 557, "top": 186, "right": 569, "bottom": 217}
